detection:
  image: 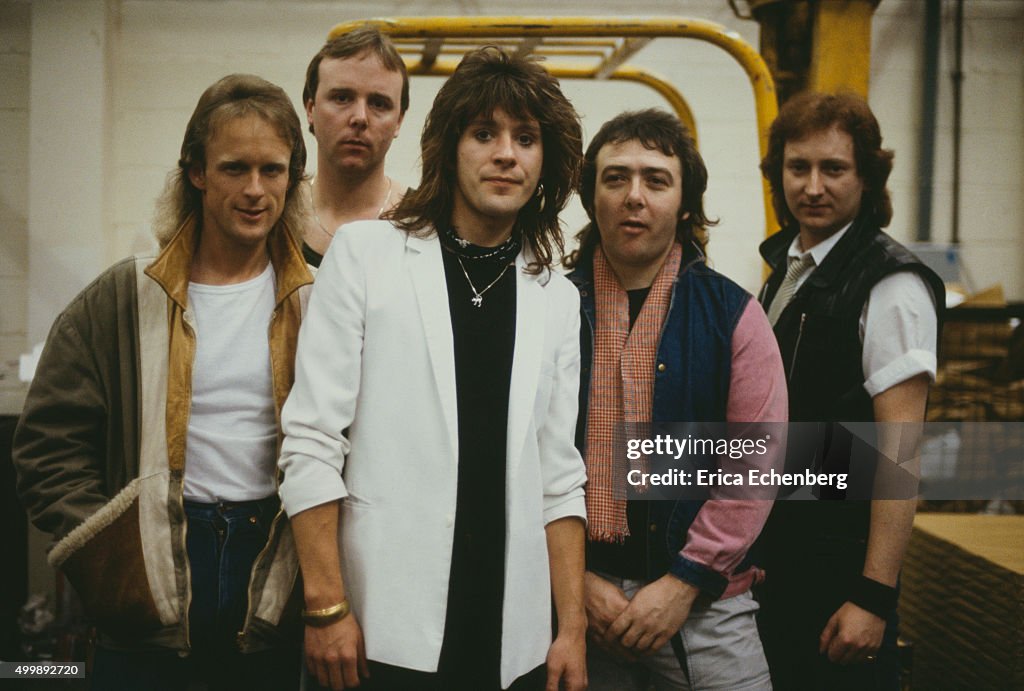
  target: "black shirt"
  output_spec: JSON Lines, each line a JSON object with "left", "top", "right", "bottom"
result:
{"left": 437, "top": 247, "right": 516, "bottom": 687}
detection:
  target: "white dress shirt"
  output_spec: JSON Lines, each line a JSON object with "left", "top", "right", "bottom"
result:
{"left": 786, "top": 223, "right": 938, "bottom": 397}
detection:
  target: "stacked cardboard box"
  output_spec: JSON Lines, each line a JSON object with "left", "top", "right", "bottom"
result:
{"left": 928, "top": 287, "right": 1024, "bottom": 423}
{"left": 900, "top": 514, "right": 1024, "bottom": 689}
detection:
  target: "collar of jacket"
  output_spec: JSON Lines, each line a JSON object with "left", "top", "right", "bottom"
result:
{"left": 758, "top": 213, "right": 881, "bottom": 291}
{"left": 143, "top": 215, "right": 314, "bottom": 306}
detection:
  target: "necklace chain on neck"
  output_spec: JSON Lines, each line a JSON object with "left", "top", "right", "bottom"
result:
{"left": 312, "top": 176, "right": 393, "bottom": 239}
{"left": 456, "top": 256, "right": 512, "bottom": 308}
{"left": 443, "top": 224, "right": 519, "bottom": 264}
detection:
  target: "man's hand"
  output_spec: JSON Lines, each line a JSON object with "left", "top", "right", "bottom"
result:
{"left": 545, "top": 627, "right": 587, "bottom": 691}
{"left": 583, "top": 571, "right": 635, "bottom": 660}
{"left": 819, "top": 601, "right": 885, "bottom": 665}
{"left": 305, "top": 615, "right": 369, "bottom": 690}
{"left": 605, "top": 574, "right": 699, "bottom": 656}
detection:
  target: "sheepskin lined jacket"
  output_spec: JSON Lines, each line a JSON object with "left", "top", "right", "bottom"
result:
{"left": 13, "top": 217, "right": 314, "bottom": 653}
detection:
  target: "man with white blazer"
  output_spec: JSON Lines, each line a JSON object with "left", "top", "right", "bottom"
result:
{"left": 278, "top": 47, "right": 588, "bottom": 691}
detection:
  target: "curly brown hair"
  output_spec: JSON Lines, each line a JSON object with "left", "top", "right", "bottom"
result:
{"left": 761, "top": 91, "right": 894, "bottom": 229}
{"left": 387, "top": 46, "right": 583, "bottom": 274}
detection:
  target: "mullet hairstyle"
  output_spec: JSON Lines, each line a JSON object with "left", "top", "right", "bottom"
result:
{"left": 303, "top": 25, "right": 410, "bottom": 133}
{"left": 153, "top": 73, "right": 308, "bottom": 247}
{"left": 387, "top": 46, "right": 583, "bottom": 274}
{"left": 761, "top": 90, "right": 894, "bottom": 229}
{"left": 565, "top": 108, "right": 715, "bottom": 269}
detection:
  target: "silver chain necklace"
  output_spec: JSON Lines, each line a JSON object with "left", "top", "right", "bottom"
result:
{"left": 456, "top": 256, "right": 512, "bottom": 308}
{"left": 312, "top": 177, "right": 393, "bottom": 239}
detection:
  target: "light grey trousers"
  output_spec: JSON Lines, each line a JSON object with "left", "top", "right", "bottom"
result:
{"left": 587, "top": 574, "right": 772, "bottom": 691}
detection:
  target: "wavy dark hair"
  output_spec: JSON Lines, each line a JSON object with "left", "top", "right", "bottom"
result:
{"left": 153, "top": 74, "right": 307, "bottom": 247}
{"left": 761, "top": 91, "right": 894, "bottom": 229}
{"left": 387, "top": 46, "right": 583, "bottom": 274}
{"left": 565, "top": 108, "right": 715, "bottom": 269}
{"left": 303, "top": 25, "right": 410, "bottom": 134}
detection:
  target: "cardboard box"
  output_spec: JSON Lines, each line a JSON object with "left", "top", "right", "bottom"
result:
{"left": 900, "top": 514, "right": 1024, "bottom": 690}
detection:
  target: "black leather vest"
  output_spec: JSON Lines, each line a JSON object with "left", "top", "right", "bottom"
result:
{"left": 759, "top": 218, "right": 945, "bottom": 424}
{"left": 755, "top": 218, "right": 945, "bottom": 552}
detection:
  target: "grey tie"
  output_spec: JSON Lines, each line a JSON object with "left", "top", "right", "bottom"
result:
{"left": 766, "top": 254, "right": 815, "bottom": 326}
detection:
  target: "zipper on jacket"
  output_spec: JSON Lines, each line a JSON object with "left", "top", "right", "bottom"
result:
{"left": 180, "top": 310, "right": 197, "bottom": 653}
{"left": 179, "top": 495, "right": 192, "bottom": 655}
{"left": 655, "top": 276, "right": 679, "bottom": 350}
{"left": 239, "top": 306, "right": 285, "bottom": 651}
{"left": 787, "top": 313, "right": 807, "bottom": 385}
{"left": 238, "top": 506, "right": 290, "bottom": 652}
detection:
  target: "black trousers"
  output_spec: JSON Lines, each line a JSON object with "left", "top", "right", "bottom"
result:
{"left": 755, "top": 505, "right": 901, "bottom": 691}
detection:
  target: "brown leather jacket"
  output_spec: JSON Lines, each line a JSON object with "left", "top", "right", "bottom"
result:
{"left": 14, "top": 218, "right": 313, "bottom": 652}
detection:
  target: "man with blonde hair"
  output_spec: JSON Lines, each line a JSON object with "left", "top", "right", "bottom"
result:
{"left": 15, "top": 74, "right": 313, "bottom": 690}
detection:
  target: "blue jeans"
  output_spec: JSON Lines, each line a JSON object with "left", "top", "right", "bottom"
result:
{"left": 90, "top": 496, "right": 299, "bottom": 690}
{"left": 184, "top": 496, "right": 278, "bottom": 652}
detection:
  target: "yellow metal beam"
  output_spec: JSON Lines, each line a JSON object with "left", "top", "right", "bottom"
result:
{"left": 607, "top": 67, "right": 699, "bottom": 150}
{"left": 402, "top": 58, "right": 700, "bottom": 150}
{"left": 328, "top": 16, "right": 781, "bottom": 237}
{"left": 594, "top": 37, "right": 651, "bottom": 79}
{"left": 513, "top": 37, "right": 542, "bottom": 58}
{"left": 809, "top": 0, "right": 876, "bottom": 96}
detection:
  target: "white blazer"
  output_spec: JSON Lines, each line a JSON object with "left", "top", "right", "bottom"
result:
{"left": 279, "top": 221, "right": 587, "bottom": 688}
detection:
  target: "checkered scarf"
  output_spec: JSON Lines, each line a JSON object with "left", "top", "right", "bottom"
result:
{"left": 585, "top": 242, "right": 682, "bottom": 543}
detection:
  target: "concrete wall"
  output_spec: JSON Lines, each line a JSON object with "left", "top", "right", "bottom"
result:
{"left": 872, "top": 0, "right": 1024, "bottom": 295}
{"left": 0, "top": 0, "right": 30, "bottom": 415}
{"left": 3, "top": 0, "right": 1023, "bottom": 596}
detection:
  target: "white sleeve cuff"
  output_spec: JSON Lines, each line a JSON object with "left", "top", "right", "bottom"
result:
{"left": 542, "top": 489, "right": 587, "bottom": 527}
{"left": 863, "top": 349, "right": 937, "bottom": 398}
{"left": 278, "top": 454, "right": 348, "bottom": 517}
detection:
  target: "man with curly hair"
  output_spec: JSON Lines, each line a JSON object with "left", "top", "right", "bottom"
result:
{"left": 279, "top": 47, "right": 588, "bottom": 691}
{"left": 755, "top": 91, "right": 944, "bottom": 691}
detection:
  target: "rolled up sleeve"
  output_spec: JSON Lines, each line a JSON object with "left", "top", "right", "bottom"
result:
{"left": 861, "top": 271, "right": 938, "bottom": 398}
{"left": 278, "top": 232, "right": 366, "bottom": 517}
{"left": 540, "top": 284, "right": 588, "bottom": 525}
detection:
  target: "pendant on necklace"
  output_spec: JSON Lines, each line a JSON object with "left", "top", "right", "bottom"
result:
{"left": 471, "top": 294, "right": 483, "bottom": 307}
{"left": 456, "top": 237, "right": 470, "bottom": 248}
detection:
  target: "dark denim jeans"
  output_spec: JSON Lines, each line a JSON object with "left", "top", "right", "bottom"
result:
{"left": 184, "top": 496, "right": 278, "bottom": 652}
{"left": 90, "top": 496, "right": 299, "bottom": 691}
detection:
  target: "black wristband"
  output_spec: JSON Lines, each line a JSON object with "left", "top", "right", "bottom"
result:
{"left": 849, "top": 575, "right": 898, "bottom": 618}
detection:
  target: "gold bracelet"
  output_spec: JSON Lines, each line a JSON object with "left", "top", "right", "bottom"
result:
{"left": 301, "top": 600, "right": 350, "bottom": 627}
